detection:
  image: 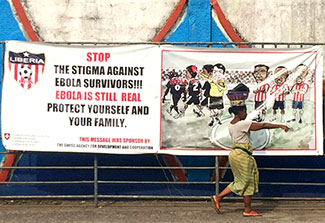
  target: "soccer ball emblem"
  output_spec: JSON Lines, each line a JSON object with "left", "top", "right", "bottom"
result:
{"left": 19, "top": 64, "right": 32, "bottom": 79}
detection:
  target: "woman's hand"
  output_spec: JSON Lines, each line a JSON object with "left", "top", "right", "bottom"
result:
{"left": 281, "top": 125, "right": 289, "bottom": 132}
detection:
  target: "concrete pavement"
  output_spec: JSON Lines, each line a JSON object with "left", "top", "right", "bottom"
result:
{"left": 0, "top": 199, "right": 324, "bottom": 223}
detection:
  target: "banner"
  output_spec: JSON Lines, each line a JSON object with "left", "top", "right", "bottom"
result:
{"left": 160, "top": 45, "right": 323, "bottom": 155}
{"left": 2, "top": 41, "right": 161, "bottom": 154}
{"left": 1, "top": 41, "right": 323, "bottom": 155}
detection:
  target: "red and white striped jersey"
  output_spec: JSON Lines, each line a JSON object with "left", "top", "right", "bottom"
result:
{"left": 254, "top": 83, "right": 270, "bottom": 102}
{"left": 292, "top": 83, "right": 309, "bottom": 101}
{"left": 271, "top": 83, "right": 290, "bottom": 101}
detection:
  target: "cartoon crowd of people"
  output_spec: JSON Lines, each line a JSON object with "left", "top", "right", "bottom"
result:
{"left": 162, "top": 63, "right": 312, "bottom": 126}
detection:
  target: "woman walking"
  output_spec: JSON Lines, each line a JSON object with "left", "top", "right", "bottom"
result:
{"left": 211, "top": 84, "right": 289, "bottom": 217}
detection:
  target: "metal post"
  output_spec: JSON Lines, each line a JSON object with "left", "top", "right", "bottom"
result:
{"left": 94, "top": 154, "right": 98, "bottom": 207}
{"left": 215, "top": 156, "right": 219, "bottom": 194}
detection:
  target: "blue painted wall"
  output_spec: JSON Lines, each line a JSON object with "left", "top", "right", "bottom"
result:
{"left": 167, "top": 0, "right": 228, "bottom": 43}
{"left": 0, "top": 0, "right": 26, "bottom": 41}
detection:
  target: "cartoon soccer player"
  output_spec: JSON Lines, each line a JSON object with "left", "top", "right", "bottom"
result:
{"left": 289, "top": 64, "right": 309, "bottom": 124}
{"left": 252, "top": 64, "right": 270, "bottom": 122}
{"left": 178, "top": 65, "right": 203, "bottom": 118}
{"left": 196, "top": 64, "right": 214, "bottom": 117}
{"left": 208, "top": 63, "right": 227, "bottom": 126}
{"left": 270, "top": 66, "right": 290, "bottom": 122}
{"left": 162, "top": 69, "right": 188, "bottom": 118}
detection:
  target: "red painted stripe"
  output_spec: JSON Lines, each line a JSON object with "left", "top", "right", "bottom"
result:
{"left": 0, "top": 153, "right": 17, "bottom": 182}
{"left": 163, "top": 155, "right": 187, "bottom": 182}
{"left": 11, "top": 0, "right": 39, "bottom": 41}
{"left": 152, "top": 0, "right": 186, "bottom": 42}
{"left": 210, "top": 0, "right": 248, "bottom": 48}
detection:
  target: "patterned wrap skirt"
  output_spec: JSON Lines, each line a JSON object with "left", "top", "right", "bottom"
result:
{"left": 227, "top": 147, "right": 259, "bottom": 196}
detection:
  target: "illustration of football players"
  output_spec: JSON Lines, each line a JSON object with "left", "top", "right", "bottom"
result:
{"left": 270, "top": 66, "right": 290, "bottom": 122}
{"left": 162, "top": 70, "right": 188, "bottom": 118}
{"left": 252, "top": 64, "right": 270, "bottom": 122}
{"left": 207, "top": 63, "right": 227, "bottom": 126}
{"left": 178, "top": 65, "right": 203, "bottom": 118}
{"left": 196, "top": 64, "right": 214, "bottom": 117}
{"left": 289, "top": 64, "right": 309, "bottom": 124}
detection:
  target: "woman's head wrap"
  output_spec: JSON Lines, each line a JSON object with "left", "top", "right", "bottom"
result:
{"left": 226, "top": 83, "right": 250, "bottom": 106}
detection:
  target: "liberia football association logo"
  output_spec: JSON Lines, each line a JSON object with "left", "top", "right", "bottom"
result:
{"left": 8, "top": 51, "right": 45, "bottom": 90}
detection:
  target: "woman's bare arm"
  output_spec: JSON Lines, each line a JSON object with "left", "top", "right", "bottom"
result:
{"left": 250, "top": 122, "right": 289, "bottom": 132}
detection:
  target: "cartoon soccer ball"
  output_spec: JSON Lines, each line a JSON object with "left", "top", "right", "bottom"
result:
{"left": 19, "top": 64, "right": 32, "bottom": 79}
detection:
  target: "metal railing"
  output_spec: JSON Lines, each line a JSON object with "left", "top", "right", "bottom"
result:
{"left": 0, "top": 41, "right": 324, "bottom": 206}
{"left": 2, "top": 151, "right": 325, "bottom": 206}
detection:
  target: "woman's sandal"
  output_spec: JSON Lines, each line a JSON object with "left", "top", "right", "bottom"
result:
{"left": 243, "top": 210, "right": 261, "bottom": 217}
{"left": 211, "top": 195, "right": 221, "bottom": 214}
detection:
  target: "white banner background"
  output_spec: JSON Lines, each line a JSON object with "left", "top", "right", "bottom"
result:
{"left": 2, "top": 41, "right": 161, "bottom": 154}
